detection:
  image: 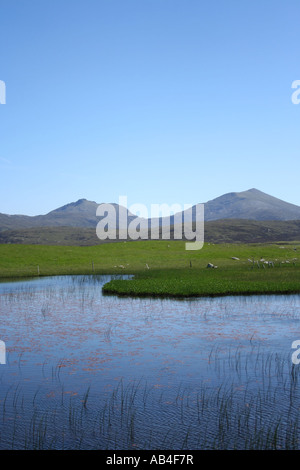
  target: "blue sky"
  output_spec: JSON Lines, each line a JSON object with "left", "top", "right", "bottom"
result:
{"left": 0, "top": 0, "right": 300, "bottom": 216}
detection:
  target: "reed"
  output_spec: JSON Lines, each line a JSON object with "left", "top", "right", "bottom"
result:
{"left": 1, "top": 345, "right": 300, "bottom": 449}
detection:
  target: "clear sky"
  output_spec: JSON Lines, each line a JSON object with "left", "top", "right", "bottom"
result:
{"left": 0, "top": 0, "right": 300, "bottom": 216}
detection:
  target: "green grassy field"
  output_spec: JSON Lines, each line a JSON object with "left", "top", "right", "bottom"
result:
{"left": 0, "top": 240, "right": 300, "bottom": 297}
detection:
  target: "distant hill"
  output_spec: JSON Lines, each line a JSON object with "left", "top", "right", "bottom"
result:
{"left": 0, "top": 219, "right": 300, "bottom": 245}
{"left": 203, "top": 188, "right": 300, "bottom": 221}
{"left": 0, "top": 198, "right": 137, "bottom": 230}
{"left": 0, "top": 190, "right": 300, "bottom": 245}
{"left": 150, "top": 188, "right": 300, "bottom": 228}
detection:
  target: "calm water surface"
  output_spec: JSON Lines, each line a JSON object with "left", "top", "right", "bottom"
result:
{"left": 1, "top": 275, "right": 300, "bottom": 449}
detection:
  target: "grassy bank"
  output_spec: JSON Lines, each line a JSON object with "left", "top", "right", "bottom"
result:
{"left": 0, "top": 240, "right": 300, "bottom": 297}
{"left": 102, "top": 265, "right": 300, "bottom": 298}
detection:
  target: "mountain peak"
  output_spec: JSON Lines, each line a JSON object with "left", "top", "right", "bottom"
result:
{"left": 204, "top": 188, "right": 300, "bottom": 221}
{"left": 247, "top": 188, "right": 261, "bottom": 193}
{"left": 49, "top": 198, "right": 97, "bottom": 213}
{"left": 74, "top": 198, "right": 88, "bottom": 204}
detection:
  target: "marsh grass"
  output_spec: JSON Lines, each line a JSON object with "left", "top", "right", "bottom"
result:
{"left": 102, "top": 263, "right": 300, "bottom": 298}
{"left": 1, "top": 241, "right": 300, "bottom": 298}
{"left": 1, "top": 346, "right": 300, "bottom": 450}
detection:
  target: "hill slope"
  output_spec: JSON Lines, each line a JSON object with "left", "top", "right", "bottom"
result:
{"left": 0, "top": 219, "right": 299, "bottom": 245}
{"left": 0, "top": 199, "right": 137, "bottom": 230}
{"left": 203, "top": 188, "right": 300, "bottom": 221}
{"left": 1, "top": 189, "right": 300, "bottom": 234}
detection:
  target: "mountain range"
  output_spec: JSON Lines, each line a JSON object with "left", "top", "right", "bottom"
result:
{"left": 1, "top": 188, "right": 300, "bottom": 232}
{"left": 0, "top": 189, "right": 300, "bottom": 245}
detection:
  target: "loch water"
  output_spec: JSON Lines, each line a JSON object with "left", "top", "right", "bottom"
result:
{"left": 1, "top": 275, "right": 300, "bottom": 449}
